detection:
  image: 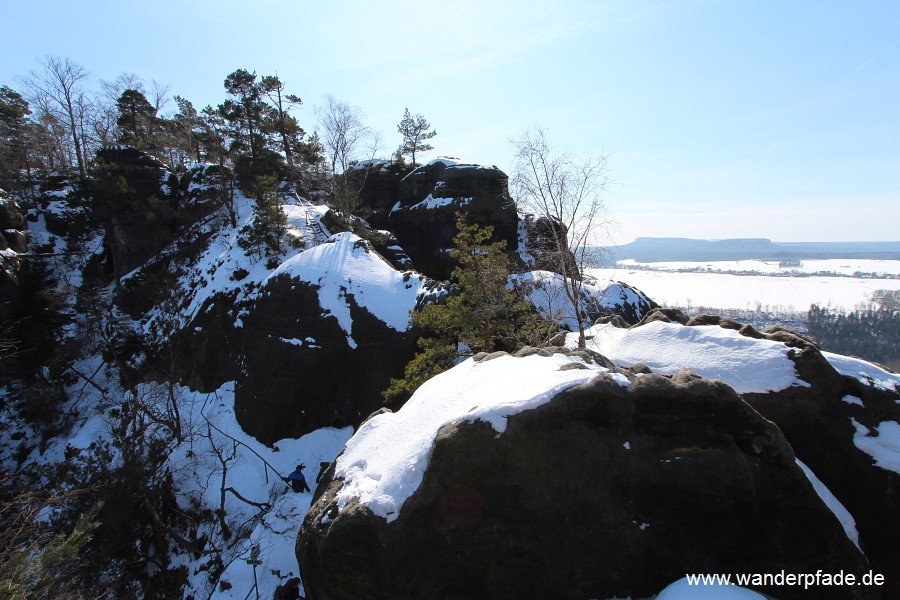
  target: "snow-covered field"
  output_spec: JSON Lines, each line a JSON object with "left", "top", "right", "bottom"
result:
{"left": 616, "top": 258, "right": 900, "bottom": 277}
{"left": 589, "top": 262, "right": 900, "bottom": 312}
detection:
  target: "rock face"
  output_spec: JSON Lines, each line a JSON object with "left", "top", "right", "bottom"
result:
{"left": 178, "top": 273, "right": 421, "bottom": 444}
{"left": 372, "top": 159, "right": 520, "bottom": 281}
{"left": 744, "top": 346, "right": 900, "bottom": 598}
{"left": 94, "top": 146, "right": 182, "bottom": 281}
{"left": 601, "top": 311, "right": 900, "bottom": 595}
{"left": 298, "top": 352, "right": 872, "bottom": 600}
{"left": 0, "top": 189, "right": 26, "bottom": 320}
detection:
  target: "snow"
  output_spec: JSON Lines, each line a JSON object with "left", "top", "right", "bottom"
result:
{"left": 795, "top": 459, "right": 860, "bottom": 550}
{"left": 573, "top": 321, "right": 805, "bottom": 394}
{"left": 656, "top": 578, "right": 767, "bottom": 599}
{"left": 350, "top": 158, "right": 392, "bottom": 172}
{"left": 823, "top": 352, "right": 900, "bottom": 392}
{"left": 157, "top": 382, "right": 352, "bottom": 600}
{"left": 407, "top": 194, "right": 472, "bottom": 211}
{"left": 842, "top": 395, "right": 864, "bottom": 407}
{"left": 426, "top": 156, "right": 497, "bottom": 170}
{"left": 513, "top": 270, "right": 641, "bottom": 332}
{"left": 335, "top": 353, "right": 622, "bottom": 522}
{"left": 851, "top": 419, "right": 900, "bottom": 474}
{"left": 617, "top": 258, "right": 900, "bottom": 277}
{"left": 588, "top": 266, "right": 900, "bottom": 312}
{"left": 269, "top": 232, "right": 425, "bottom": 347}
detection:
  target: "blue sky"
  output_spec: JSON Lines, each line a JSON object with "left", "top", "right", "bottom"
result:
{"left": 4, "top": 0, "right": 898, "bottom": 243}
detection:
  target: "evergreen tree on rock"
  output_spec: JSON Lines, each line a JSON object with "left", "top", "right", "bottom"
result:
{"left": 397, "top": 108, "right": 436, "bottom": 168}
{"left": 384, "top": 214, "right": 544, "bottom": 402}
{"left": 115, "top": 88, "right": 158, "bottom": 150}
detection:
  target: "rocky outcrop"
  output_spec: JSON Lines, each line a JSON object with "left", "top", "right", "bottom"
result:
{"left": 744, "top": 346, "right": 900, "bottom": 598}
{"left": 93, "top": 146, "right": 181, "bottom": 281}
{"left": 346, "top": 160, "right": 406, "bottom": 225}
{"left": 177, "top": 275, "right": 420, "bottom": 444}
{"left": 298, "top": 351, "right": 873, "bottom": 600}
{"left": 595, "top": 280, "right": 658, "bottom": 325}
{"left": 0, "top": 189, "right": 26, "bottom": 320}
{"left": 158, "top": 232, "right": 431, "bottom": 444}
{"left": 93, "top": 147, "right": 236, "bottom": 285}
{"left": 0, "top": 190, "right": 26, "bottom": 253}
{"left": 178, "top": 163, "right": 233, "bottom": 225}
{"left": 520, "top": 214, "right": 575, "bottom": 274}
{"left": 373, "top": 159, "right": 519, "bottom": 281}
{"left": 594, "top": 314, "right": 900, "bottom": 597}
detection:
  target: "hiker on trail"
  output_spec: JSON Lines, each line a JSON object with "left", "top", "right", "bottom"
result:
{"left": 284, "top": 464, "right": 310, "bottom": 493}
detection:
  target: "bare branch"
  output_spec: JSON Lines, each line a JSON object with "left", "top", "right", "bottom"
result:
{"left": 510, "top": 125, "right": 612, "bottom": 348}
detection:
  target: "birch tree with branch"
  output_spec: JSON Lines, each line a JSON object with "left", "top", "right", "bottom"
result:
{"left": 510, "top": 125, "right": 612, "bottom": 348}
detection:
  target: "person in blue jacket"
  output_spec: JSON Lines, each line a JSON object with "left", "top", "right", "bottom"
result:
{"left": 284, "top": 464, "right": 310, "bottom": 493}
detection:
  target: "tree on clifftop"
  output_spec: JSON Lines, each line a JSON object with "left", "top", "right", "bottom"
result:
{"left": 115, "top": 88, "right": 158, "bottom": 150}
{"left": 397, "top": 108, "right": 436, "bottom": 168}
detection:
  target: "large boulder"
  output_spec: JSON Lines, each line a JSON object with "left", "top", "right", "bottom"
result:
{"left": 583, "top": 317, "right": 900, "bottom": 598}
{"left": 164, "top": 232, "right": 430, "bottom": 444}
{"left": 299, "top": 351, "right": 871, "bottom": 599}
{"left": 744, "top": 347, "right": 900, "bottom": 598}
{"left": 385, "top": 158, "right": 519, "bottom": 280}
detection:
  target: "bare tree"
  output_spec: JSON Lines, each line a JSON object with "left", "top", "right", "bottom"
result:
{"left": 23, "top": 56, "right": 91, "bottom": 183}
{"left": 510, "top": 125, "right": 611, "bottom": 348}
{"left": 315, "top": 95, "right": 370, "bottom": 175}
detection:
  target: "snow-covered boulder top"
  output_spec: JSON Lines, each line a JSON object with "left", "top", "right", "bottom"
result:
{"left": 268, "top": 232, "right": 425, "bottom": 341}
{"left": 575, "top": 318, "right": 900, "bottom": 395}
{"left": 300, "top": 348, "right": 870, "bottom": 599}
{"left": 574, "top": 320, "right": 809, "bottom": 394}
{"left": 349, "top": 158, "right": 394, "bottom": 172}
{"left": 426, "top": 156, "right": 498, "bottom": 170}
{"left": 333, "top": 350, "right": 625, "bottom": 521}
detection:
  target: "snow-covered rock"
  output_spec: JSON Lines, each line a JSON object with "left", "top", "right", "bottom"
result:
{"left": 298, "top": 348, "right": 870, "bottom": 600}
{"left": 575, "top": 313, "right": 900, "bottom": 596}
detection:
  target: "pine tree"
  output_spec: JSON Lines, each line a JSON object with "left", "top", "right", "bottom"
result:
{"left": 239, "top": 174, "right": 286, "bottom": 259}
{"left": 397, "top": 108, "right": 436, "bottom": 167}
{"left": 115, "top": 88, "right": 158, "bottom": 150}
{"left": 219, "top": 69, "right": 280, "bottom": 187}
{"left": 0, "top": 86, "right": 31, "bottom": 190}
{"left": 384, "top": 214, "right": 543, "bottom": 401}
